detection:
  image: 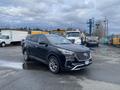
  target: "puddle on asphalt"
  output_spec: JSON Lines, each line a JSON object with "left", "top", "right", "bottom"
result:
{"left": 0, "top": 60, "right": 23, "bottom": 69}
{"left": 0, "top": 60, "right": 48, "bottom": 70}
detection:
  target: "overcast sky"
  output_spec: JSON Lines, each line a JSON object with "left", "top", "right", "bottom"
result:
{"left": 0, "top": 0, "right": 120, "bottom": 34}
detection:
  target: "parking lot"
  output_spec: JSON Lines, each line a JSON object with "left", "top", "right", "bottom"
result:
{"left": 0, "top": 45, "right": 120, "bottom": 90}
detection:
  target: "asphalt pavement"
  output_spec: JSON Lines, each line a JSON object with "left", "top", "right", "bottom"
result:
{"left": 0, "top": 45, "right": 120, "bottom": 90}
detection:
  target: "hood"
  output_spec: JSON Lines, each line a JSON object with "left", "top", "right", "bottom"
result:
{"left": 55, "top": 44, "right": 90, "bottom": 52}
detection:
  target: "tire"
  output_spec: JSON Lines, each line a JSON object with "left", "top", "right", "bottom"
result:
{"left": 22, "top": 62, "right": 31, "bottom": 70}
{"left": 86, "top": 43, "right": 89, "bottom": 47}
{"left": 23, "top": 50, "right": 30, "bottom": 62}
{"left": 1, "top": 42, "right": 6, "bottom": 47}
{"left": 22, "top": 63, "right": 29, "bottom": 69}
{"left": 48, "top": 56, "right": 60, "bottom": 74}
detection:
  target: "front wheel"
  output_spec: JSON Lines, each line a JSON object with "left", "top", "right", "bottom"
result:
{"left": 48, "top": 56, "right": 60, "bottom": 74}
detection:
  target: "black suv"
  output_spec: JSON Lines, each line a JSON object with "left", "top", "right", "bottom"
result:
{"left": 22, "top": 34, "right": 92, "bottom": 73}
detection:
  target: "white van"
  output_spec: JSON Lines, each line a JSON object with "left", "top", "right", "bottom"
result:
{"left": 0, "top": 30, "right": 28, "bottom": 47}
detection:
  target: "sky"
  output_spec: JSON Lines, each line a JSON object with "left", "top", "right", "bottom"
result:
{"left": 0, "top": 0, "right": 120, "bottom": 34}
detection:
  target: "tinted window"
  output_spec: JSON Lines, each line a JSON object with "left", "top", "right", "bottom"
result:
{"left": 46, "top": 35, "right": 71, "bottom": 45}
{"left": 30, "top": 35, "right": 39, "bottom": 42}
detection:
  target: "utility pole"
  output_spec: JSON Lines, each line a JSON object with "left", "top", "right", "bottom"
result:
{"left": 87, "top": 18, "right": 94, "bottom": 36}
{"left": 106, "top": 18, "right": 108, "bottom": 36}
{"left": 104, "top": 17, "right": 109, "bottom": 36}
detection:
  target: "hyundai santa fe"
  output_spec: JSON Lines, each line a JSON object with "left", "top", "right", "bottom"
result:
{"left": 22, "top": 34, "right": 92, "bottom": 73}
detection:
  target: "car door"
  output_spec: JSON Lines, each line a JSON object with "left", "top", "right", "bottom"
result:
{"left": 29, "top": 35, "right": 39, "bottom": 57}
{"left": 35, "top": 35, "right": 49, "bottom": 61}
{"left": 4, "top": 35, "right": 11, "bottom": 44}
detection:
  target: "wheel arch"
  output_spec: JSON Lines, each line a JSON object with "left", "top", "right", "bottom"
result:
{"left": 47, "top": 52, "right": 65, "bottom": 70}
{"left": 0, "top": 42, "right": 6, "bottom": 47}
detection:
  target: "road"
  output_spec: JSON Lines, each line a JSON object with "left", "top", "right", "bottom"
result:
{"left": 0, "top": 45, "right": 120, "bottom": 90}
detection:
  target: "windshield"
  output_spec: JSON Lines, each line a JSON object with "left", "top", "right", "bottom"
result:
{"left": 46, "top": 35, "right": 72, "bottom": 45}
{"left": 66, "top": 32, "right": 80, "bottom": 37}
{"left": 0, "top": 35, "right": 9, "bottom": 39}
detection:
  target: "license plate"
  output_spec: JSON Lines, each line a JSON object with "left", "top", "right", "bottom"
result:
{"left": 85, "top": 61, "right": 89, "bottom": 65}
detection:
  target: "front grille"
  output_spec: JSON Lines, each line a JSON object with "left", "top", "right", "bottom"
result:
{"left": 69, "top": 39, "right": 75, "bottom": 43}
{"left": 75, "top": 52, "right": 90, "bottom": 60}
{"left": 89, "top": 40, "right": 97, "bottom": 42}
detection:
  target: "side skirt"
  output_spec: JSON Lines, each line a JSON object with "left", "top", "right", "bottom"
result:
{"left": 29, "top": 55, "right": 48, "bottom": 65}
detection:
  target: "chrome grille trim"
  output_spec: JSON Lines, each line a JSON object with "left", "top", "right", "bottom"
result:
{"left": 75, "top": 52, "right": 91, "bottom": 61}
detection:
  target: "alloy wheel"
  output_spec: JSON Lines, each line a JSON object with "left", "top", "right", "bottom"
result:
{"left": 49, "top": 56, "right": 59, "bottom": 73}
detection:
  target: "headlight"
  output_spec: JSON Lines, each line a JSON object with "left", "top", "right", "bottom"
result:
{"left": 90, "top": 52, "right": 92, "bottom": 59}
{"left": 57, "top": 48, "right": 74, "bottom": 55}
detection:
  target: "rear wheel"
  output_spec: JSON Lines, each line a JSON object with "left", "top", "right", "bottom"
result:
{"left": 23, "top": 50, "right": 30, "bottom": 62}
{"left": 22, "top": 63, "right": 29, "bottom": 69}
{"left": 86, "top": 43, "right": 89, "bottom": 47}
{"left": 48, "top": 56, "right": 60, "bottom": 74}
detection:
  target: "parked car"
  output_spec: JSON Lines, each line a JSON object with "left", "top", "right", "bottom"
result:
{"left": 22, "top": 34, "right": 92, "bottom": 73}
{"left": 85, "top": 36, "right": 99, "bottom": 47}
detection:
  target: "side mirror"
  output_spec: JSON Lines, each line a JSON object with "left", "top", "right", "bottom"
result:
{"left": 39, "top": 42, "right": 48, "bottom": 47}
{"left": 39, "top": 42, "right": 46, "bottom": 44}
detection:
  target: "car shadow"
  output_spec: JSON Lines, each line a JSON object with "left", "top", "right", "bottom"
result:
{"left": 22, "top": 60, "right": 91, "bottom": 76}
{"left": 22, "top": 60, "right": 48, "bottom": 71}
{"left": 59, "top": 68, "right": 91, "bottom": 76}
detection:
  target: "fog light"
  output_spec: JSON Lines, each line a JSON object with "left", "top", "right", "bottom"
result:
{"left": 85, "top": 61, "right": 89, "bottom": 65}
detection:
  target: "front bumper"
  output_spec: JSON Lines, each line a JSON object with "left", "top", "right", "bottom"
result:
{"left": 65, "top": 59, "right": 92, "bottom": 71}
{"left": 71, "top": 59, "right": 92, "bottom": 70}
{"left": 65, "top": 54, "right": 92, "bottom": 70}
